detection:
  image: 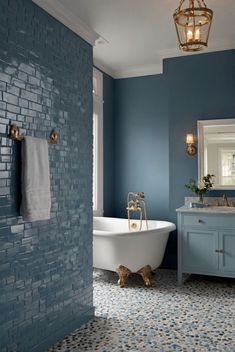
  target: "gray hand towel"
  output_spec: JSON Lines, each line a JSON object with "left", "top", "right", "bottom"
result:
{"left": 21, "top": 136, "right": 51, "bottom": 222}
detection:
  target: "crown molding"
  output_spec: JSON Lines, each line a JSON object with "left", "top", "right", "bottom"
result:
{"left": 159, "top": 40, "right": 235, "bottom": 61}
{"left": 95, "top": 40, "right": 235, "bottom": 79}
{"left": 95, "top": 39, "right": 235, "bottom": 78}
{"left": 93, "top": 58, "right": 115, "bottom": 78}
{"left": 202, "top": 40, "right": 235, "bottom": 54}
{"left": 32, "top": 0, "right": 100, "bottom": 46}
{"left": 113, "top": 63, "right": 163, "bottom": 79}
{"left": 94, "top": 61, "right": 163, "bottom": 79}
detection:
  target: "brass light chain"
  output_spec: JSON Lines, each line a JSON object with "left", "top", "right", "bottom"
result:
{"left": 189, "top": 0, "right": 194, "bottom": 9}
{"left": 175, "top": 0, "right": 185, "bottom": 12}
{"left": 194, "top": 0, "right": 208, "bottom": 8}
{"left": 176, "top": 0, "right": 208, "bottom": 12}
{"left": 200, "top": 0, "right": 208, "bottom": 8}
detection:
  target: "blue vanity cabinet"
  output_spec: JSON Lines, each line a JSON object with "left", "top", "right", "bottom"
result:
{"left": 182, "top": 228, "right": 218, "bottom": 273}
{"left": 177, "top": 210, "right": 235, "bottom": 285}
{"left": 219, "top": 231, "right": 235, "bottom": 274}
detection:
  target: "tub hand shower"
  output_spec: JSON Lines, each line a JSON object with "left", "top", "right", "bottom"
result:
{"left": 126, "top": 192, "right": 148, "bottom": 231}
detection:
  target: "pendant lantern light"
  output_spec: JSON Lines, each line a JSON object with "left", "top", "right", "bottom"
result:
{"left": 173, "top": 0, "right": 213, "bottom": 52}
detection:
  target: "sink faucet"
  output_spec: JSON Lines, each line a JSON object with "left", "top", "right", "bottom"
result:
{"left": 223, "top": 193, "right": 230, "bottom": 206}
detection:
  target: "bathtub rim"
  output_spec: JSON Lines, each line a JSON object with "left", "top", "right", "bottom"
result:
{"left": 93, "top": 216, "right": 176, "bottom": 237}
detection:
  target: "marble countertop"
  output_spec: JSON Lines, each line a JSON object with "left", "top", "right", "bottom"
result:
{"left": 176, "top": 197, "right": 235, "bottom": 214}
{"left": 176, "top": 205, "right": 235, "bottom": 214}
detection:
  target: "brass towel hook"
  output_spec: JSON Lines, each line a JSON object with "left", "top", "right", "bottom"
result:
{"left": 9, "top": 124, "right": 58, "bottom": 144}
{"left": 9, "top": 124, "right": 23, "bottom": 141}
{"left": 48, "top": 129, "right": 58, "bottom": 144}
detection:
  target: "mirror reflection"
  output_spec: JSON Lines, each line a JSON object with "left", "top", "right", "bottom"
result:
{"left": 198, "top": 119, "right": 235, "bottom": 189}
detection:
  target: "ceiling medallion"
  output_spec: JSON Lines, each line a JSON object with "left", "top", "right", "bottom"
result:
{"left": 173, "top": 0, "right": 213, "bottom": 52}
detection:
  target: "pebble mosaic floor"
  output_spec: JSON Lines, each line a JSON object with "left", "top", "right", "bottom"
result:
{"left": 48, "top": 269, "right": 235, "bottom": 352}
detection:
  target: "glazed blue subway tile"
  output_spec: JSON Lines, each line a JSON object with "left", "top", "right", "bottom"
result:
{"left": 0, "top": 171, "right": 9, "bottom": 179}
{"left": 0, "top": 111, "right": 6, "bottom": 119}
{"left": 21, "top": 107, "right": 37, "bottom": 118}
{"left": 12, "top": 78, "right": 26, "bottom": 89}
{"left": 0, "top": 72, "right": 11, "bottom": 84}
{"left": 28, "top": 101, "right": 42, "bottom": 112}
{"left": 0, "top": 187, "right": 10, "bottom": 196}
{"left": 6, "top": 85, "right": 20, "bottom": 96}
{"left": 17, "top": 70, "right": 28, "bottom": 82}
{"left": 0, "top": 102, "right": 6, "bottom": 110}
{"left": 20, "top": 89, "right": 38, "bottom": 103}
{"left": 0, "top": 81, "right": 7, "bottom": 91}
{"left": 1, "top": 147, "right": 11, "bottom": 155}
{"left": 28, "top": 76, "right": 40, "bottom": 87}
{"left": 6, "top": 111, "right": 16, "bottom": 121}
{"left": 3, "top": 92, "right": 18, "bottom": 105}
{"left": 18, "top": 98, "right": 28, "bottom": 108}
{"left": 18, "top": 63, "right": 36, "bottom": 76}
{"left": 4, "top": 66, "right": 17, "bottom": 76}
{"left": 0, "top": 124, "right": 6, "bottom": 133}
{"left": 0, "top": 0, "right": 93, "bottom": 350}
{"left": 7, "top": 103, "right": 20, "bottom": 114}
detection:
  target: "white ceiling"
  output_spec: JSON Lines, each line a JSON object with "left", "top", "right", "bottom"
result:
{"left": 33, "top": 0, "right": 235, "bottom": 78}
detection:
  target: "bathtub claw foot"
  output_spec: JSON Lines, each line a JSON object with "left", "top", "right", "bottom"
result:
{"left": 138, "top": 265, "right": 153, "bottom": 287}
{"left": 116, "top": 265, "right": 132, "bottom": 288}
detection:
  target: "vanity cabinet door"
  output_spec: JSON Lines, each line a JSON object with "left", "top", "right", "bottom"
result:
{"left": 219, "top": 231, "right": 235, "bottom": 274}
{"left": 182, "top": 229, "right": 218, "bottom": 273}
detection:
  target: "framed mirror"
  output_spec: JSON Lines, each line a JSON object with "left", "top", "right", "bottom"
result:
{"left": 198, "top": 118, "right": 235, "bottom": 190}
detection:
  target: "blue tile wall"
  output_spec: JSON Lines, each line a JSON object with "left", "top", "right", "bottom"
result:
{"left": 0, "top": 0, "right": 94, "bottom": 351}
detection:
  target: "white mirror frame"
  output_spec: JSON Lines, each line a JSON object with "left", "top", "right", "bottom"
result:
{"left": 198, "top": 118, "right": 235, "bottom": 190}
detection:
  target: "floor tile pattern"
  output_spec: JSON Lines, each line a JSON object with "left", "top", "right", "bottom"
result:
{"left": 48, "top": 270, "right": 235, "bottom": 352}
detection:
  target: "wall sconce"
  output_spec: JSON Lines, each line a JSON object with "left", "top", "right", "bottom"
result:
{"left": 186, "top": 133, "right": 197, "bottom": 156}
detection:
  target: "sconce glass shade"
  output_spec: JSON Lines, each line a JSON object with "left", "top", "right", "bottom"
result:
{"left": 173, "top": 0, "right": 213, "bottom": 52}
{"left": 186, "top": 133, "right": 197, "bottom": 155}
{"left": 186, "top": 133, "right": 194, "bottom": 144}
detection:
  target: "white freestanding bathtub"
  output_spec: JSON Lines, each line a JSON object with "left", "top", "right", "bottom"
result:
{"left": 93, "top": 217, "right": 176, "bottom": 286}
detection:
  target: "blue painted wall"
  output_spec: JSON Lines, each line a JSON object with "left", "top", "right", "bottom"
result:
{"left": 166, "top": 50, "right": 235, "bottom": 222}
{"left": 104, "top": 49, "right": 235, "bottom": 268}
{"left": 0, "top": 0, "right": 94, "bottom": 351}
{"left": 113, "top": 75, "right": 169, "bottom": 220}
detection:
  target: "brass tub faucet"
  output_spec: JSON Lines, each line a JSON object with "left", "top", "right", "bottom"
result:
{"left": 127, "top": 192, "right": 148, "bottom": 231}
